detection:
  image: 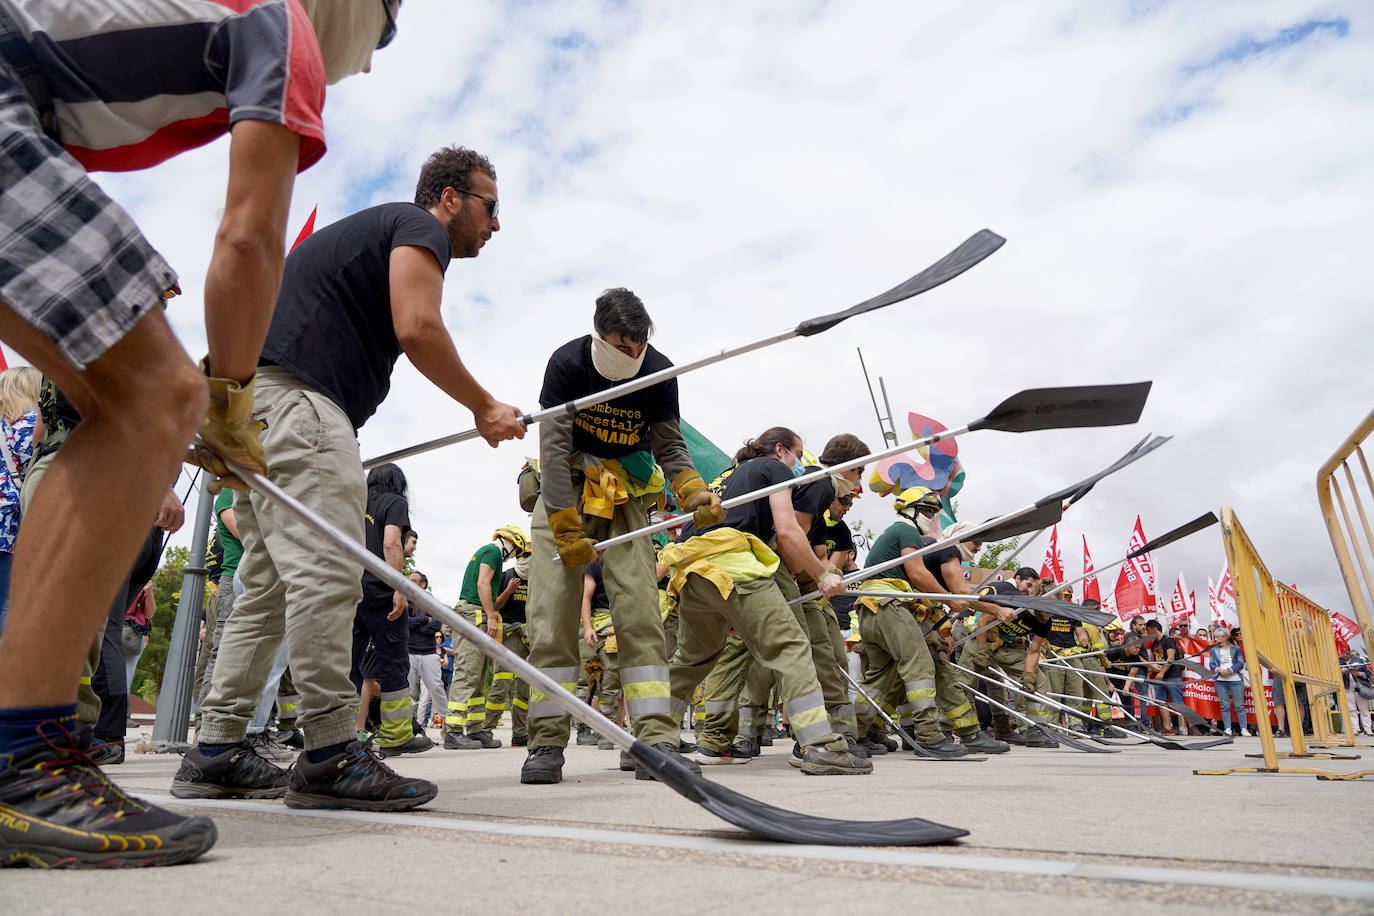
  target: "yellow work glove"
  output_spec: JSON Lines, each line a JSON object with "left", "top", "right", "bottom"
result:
{"left": 972, "top": 642, "right": 992, "bottom": 670}
{"left": 671, "top": 469, "right": 725, "bottom": 527}
{"left": 549, "top": 507, "right": 598, "bottom": 567}
{"left": 185, "top": 359, "right": 267, "bottom": 492}
{"left": 1021, "top": 669, "right": 1038, "bottom": 694}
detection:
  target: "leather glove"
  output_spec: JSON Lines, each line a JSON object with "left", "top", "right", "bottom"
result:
{"left": 549, "top": 507, "right": 597, "bottom": 567}
{"left": 671, "top": 469, "right": 725, "bottom": 527}
{"left": 1021, "top": 669, "right": 1039, "bottom": 694}
{"left": 185, "top": 359, "right": 267, "bottom": 492}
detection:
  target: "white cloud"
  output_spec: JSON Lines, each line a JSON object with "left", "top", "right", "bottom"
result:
{"left": 41, "top": 1, "right": 1370, "bottom": 619}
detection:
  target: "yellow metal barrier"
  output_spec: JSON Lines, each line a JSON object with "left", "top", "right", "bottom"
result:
{"left": 1195, "top": 507, "right": 1364, "bottom": 778}
{"left": 1317, "top": 408, "right": 1374, "bottom": 654}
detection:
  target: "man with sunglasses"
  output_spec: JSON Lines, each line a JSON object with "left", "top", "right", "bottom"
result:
{"left": 172, "top": 145, "right": 525, "bottom": 809}
{"left": 0, "top": 0, "right": 403, "bottom": 868}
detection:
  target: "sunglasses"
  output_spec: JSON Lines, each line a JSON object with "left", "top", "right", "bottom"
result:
{"left": 377, "top": 0, "right": 400, "bottom": 50}
{"left": 454, "top": 187, "right": 499, "bottom": 220}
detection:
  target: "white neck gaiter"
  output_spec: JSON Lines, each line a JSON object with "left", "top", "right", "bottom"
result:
{"left": 298, "top": 0, "right": 387, "bottom": 84}
{"left": 590, "top": 332, "right": 647, "bottom": 381}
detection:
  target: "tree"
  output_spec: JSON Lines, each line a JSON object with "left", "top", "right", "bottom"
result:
{"left": 975, "top": 536, "right": 1021, "bottom": 573}
{"left": 132, "top": 546, "right": 210, "bottom": 703}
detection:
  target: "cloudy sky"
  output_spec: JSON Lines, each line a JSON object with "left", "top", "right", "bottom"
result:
{"left": 19, "top": 1, "right": 1370, "bottom": 629}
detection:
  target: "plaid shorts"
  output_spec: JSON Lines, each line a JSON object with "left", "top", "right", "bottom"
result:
{"left": 0, "top": 20, "right": 177, "bottom": 370}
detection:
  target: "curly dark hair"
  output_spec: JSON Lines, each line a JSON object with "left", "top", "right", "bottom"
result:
{"left": 414, "top": 146, "right": 496, "bottom": 209}
{"left": 818, "top": 433, "right": 870, "bottom": 467}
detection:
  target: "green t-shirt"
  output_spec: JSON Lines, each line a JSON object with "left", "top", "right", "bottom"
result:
{"left": 862, "top": 521, "right": 927, "bottom": 585}
{"left": 215, "top": 488, "right": 242, "bottom": 579}
{"left": 460, "top": 542, "right": 504, "bottom": 605}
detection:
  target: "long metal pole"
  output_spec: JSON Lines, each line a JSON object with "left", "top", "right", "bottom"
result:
{"left": 152, "top": 474, "right": 214, "bottom": 752}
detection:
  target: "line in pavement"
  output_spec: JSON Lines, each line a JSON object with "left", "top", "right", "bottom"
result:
{"left": 139, "top": 794, "right": 1373, "bottom": 901}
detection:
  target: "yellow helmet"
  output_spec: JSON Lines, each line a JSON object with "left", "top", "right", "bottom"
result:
{"left": 893, "top": 486, "right": 942, "bottom": 513}
{"left": 493, "top": 525, "right": 530, "bottom": 557}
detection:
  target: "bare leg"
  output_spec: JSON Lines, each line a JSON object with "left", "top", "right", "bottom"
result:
{"left": 0, "top": 304, "right": 206, "bottom": 708}
{"left": 356, "top": 678, "right": 380, "bottom": 732}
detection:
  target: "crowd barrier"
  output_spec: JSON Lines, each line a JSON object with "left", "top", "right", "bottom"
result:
{"left": 1195, "top": 507, "right": 1366, "bottom": 779}
{"left": 1317, "top": 408, "right": 1374, "bottom": 655}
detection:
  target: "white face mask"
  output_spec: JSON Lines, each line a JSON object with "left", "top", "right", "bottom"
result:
{"left": 590, "top": 331, "right": 647, "bottom": 381}
{"left": 298, "top": 0, "right": 388, "bottom": 85}
{"left": 829, "top": 473, "right": 854, "bottom": 502}
{"left": 957, "top": 541, "right": 979, "bottom": 563}
{"left": 514, "top": 556, "right": 531, "bottom": 578}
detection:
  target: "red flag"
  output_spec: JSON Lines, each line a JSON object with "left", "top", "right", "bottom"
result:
{"left": 1039, "top": 525, "right": 1064, "bottom": 581}
{"left": 1081, "top": 535, "right": 1101, "bottom": 604}
{"left": 1331, "top": 611, "right": 1361, "bottom": 652}
{"left": 290, "top": 205, "right": 317, "bottom": 252}
{"left": 1167, "top": 573, "right": 1190, "bottom": 627}
{"left": 1113, "top": 516, "right": 1156, "bottom": 622}
{"left": 0, "top": 348, "right": 8, "bottom": 371}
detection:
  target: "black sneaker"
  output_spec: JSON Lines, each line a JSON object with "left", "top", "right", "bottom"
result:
{"left": 960, "top": 730, "right": 1010, "bottom": 754}
{"left": 858, "top": 734, "right": 889, "bottom": 756}
{"left": 0, "top": 725, "right": 217, "bottom": 868}
{"left": 695, "top": 745, "right": 749, "bottom": 766}
{"left": 844, "top": 736, "right": 870, "bottom": 759}
{"left": 677, "top": 738, "right": 698, "bottom": 754}
{"left": 521, "top": 746, "right": 564, "bottom": 784}
{"left": 469, "top": 731, "right": 501, "bottom": 749}
{"left": 915, "top": 737, "right": 970, "bottom": 760}
{"left": 730, "top": 738, "right": 761, "bottom": 758}
{"left": 273, "top": 728, "right": 304, "bottom": 749}
{"left": 1024, "top": 726, "right": 1060, "bottom": 748}
{"left": 378, "top": 733, "right": 434, "bottom": 758}
{"left": 511, "top": 734, "right": 529, "bottom": 747}
{"left": 284, "top": 741, "right": 436, "bottom": 811}
{"left": 443, "top": 732, "right": 481, "bottom": 750}
{"left": 171, "top": 742, "right": 288, "bottom": 799}
{"left": 89, "top": 740, "right": 125, "bottom": 766}
{"left": 636, "top": 742, "right": 702, "bottom": 781}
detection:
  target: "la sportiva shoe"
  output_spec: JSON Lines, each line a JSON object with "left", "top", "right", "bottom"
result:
{"left": 284, "top": 740, "right": 436, "bottom": 811}
{"left": 171, "top": 742, "right": 288, "bottom": 799}
{"left": 88, "top": 740, "right": 125, "bottom": 766}
{"left": 520, "top": 746, "right": 564, "bottom": 785}
{"left": 798, "top": 741, "right": 873, "bottom": 776}
{"left": 1, "top": 724, "right": 217, "bottom": 868}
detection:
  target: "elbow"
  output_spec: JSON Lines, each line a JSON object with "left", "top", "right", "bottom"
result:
{"left": 214, "top": 224, "right": 282, "bottom": 271}
{"left": 395, "top": 317, "right": 436, "bottom": 354}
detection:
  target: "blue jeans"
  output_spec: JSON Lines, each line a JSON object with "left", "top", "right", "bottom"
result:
{"left": 1152, "top": 679, "right": 1185, "bottom": 705}
{"left": 1215, "top": 679, "right": 1247, "bottom": 730}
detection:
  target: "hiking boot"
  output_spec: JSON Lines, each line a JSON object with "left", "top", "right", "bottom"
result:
{"left": 915, "top": 737, "right": 969, "bottom": 759}
{"left": 88, "top": 740, "right": 124, "bottom": 766}
{"left": 696, "top": 745, "right": 749, "bottom": 766}
{"left": 858, "top": 733, "right": 890, "bottom": 756}
{"left": 0, "top": 725, "right": 217, "bottom": 868}
{"left": 520, "top": 746, "right": 565, "bottom": 784}
{"left": 959, "top": 730, "right": 1010, "bottom": 754}
{"left": 597, "top": 738, "right": 616, "bottom": 750}
{"left": 1024, "top": 726, "right": 1059, "bottom": 748}
{"left": 731, "top": 738, "right": 760, "bottom": 758}
{"left": 511, "top": 734, "right": 529, "bottom": 747}
{"left": 787, "top": 740, "right": 805, "bottom": 767}
{"left": 799, "top": 742, "right": 874, "bottom": 776}
{"left": 285, "top": 740, "right": 436, "bottom": 811}
{"left": 246, "top": 731, "right": 295, "bottom": 763}
{"left": 469, "top": 731, "right": 501, "bottom": 749}
{"left": 636, "top": 742, "right": 703, "bottom": 781}
{"left": 997, "top": 728, "right": 1026, "bottom": 746}
{"left": 844, "top": 735, "right": 870, "bottom": 759}
{"left": 171, "top": 742, "right": 288, "bottom": 799}
{"left": 618, "top": 750, "right": 637, "bottom": 771}
{"left": 378, "top": 733, "right": 434, "bottom": 758}
{"left": 677, "top": 738, "right": 698, "bottom": 754}
{"left": 575, "top": 724, "right": 599, "bottom": 746}
{"left": 443, "top": 732, "right": 481, "bottom": 750}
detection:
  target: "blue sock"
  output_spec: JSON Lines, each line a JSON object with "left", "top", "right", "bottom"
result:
{"left": 305, "top": 741, "right": 349, "bottom": 764}
{"left": 198, "top": 742, "right": 240, "bottom": 758}
{"left": 0, "top": 704, "right": 79, "bottom": 763}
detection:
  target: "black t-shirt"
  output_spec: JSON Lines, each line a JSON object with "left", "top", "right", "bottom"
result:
{"left": 499, "top": 567, "right": 528, "bottom": 625}
{"left": 809, "top": 515, "right": 854, "bottom": 556}
{"left": 791, "top": 466, "right": 834, "bottom": 525}
{"left": 1045, "top": 614, "right": 1079, "bottom": 649}
{"left": 585, "top": 560, "right": 610, "bottom": 611}
{"left": 679, "top": 456, "right": 792, "bottom": 544}
{"left": 361, "top": 490, "right": 410, "bottom": 601}
{"left": 260, "top": 203, "right": 451, "bottom": 430}
{"left": 979, "top": 581, "right": 1051, "bottom": 643}
{"left": 539, "top": 336, "right": 678, "bottom": 459}
{"left": 1151, "top": 635, "right": 1184, "bottom": 679}
{"left": 923, "top": 542, "right": 961, "bottom": 592}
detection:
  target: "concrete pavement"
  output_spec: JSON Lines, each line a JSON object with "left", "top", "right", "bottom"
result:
{"left": 3, "top": 725, "right": 1372, "bottom": 914}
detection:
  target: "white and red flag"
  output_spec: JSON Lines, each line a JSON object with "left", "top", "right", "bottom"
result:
{"left": 1331, "top": 611, "right": 1363, "bottom": 653}
{"left": 1215, "top": 561, "right": 1239, "bottom": 627}
{"left": 1113, "top": 516, "right": 1157, "bottom": 623}
{"left": 1081, "top": 535, "right": 1101, "bottom": 604}
{"left": 1167, "top": 573, "right": 1191, "bottom": 627}
{"left": 1040, "top": 525, "right": 1064, "bottom": 582}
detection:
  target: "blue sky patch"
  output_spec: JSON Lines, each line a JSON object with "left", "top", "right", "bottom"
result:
{"left": 1186, "top": 17, "right": 1349, "bottom": 75}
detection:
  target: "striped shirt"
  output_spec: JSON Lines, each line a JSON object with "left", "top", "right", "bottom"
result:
{"left": 0, "top": 0, "right": 326, "bottom": 172}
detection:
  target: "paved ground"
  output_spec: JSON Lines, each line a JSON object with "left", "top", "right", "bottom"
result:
{"left": 4, "top": 724, "right": 1372, "bottom": 915}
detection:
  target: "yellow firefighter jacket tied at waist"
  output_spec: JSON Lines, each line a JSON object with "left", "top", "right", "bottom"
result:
{"left": 856, "top": 577, "right": 941, "bottom": 619}
{"left": 658, "top": 529, "right": 781, "bottom": 600}
{"left": 579, "top": 456, "right": 667, "bottom": 520}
